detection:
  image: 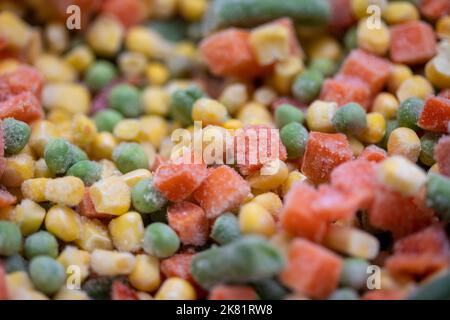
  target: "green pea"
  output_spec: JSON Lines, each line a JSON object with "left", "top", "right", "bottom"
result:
{"left": 108, "top": 84, "right": 141, "bottom": 117}
{"left": 29, "top": 256, "right": 65, "bottom": 295}
{"left": 328, "top": 288, "right": 359, "bottom": 300}
{"left": 292, "top": 69, "right": 324, "bottom": 104}
{"left": 44, "top": 138, "right": 87, "bottom": 175}
{"left": 408, "top": 270, "right": 450, "bottom": 300}
{"left": 426, "top": 173, "right": 450, "bottom": 222}
{"left": 397, "top": 97, "right": 424, "bottom": 131}
{"left": 420, "top": 133, "right": 442, "bottom": 167}
{"left": 24, "top": 231, "right": 58, "bottom": 259}
{"left": 275, "top": 104, "right": 305, "bottom": 128}
{"left": 380, "top": 119, "right": 399, "bottom": 149}
{"left": 149, "top": 19, "right": 189, "bottom": 42}
{"left": 143, "top": 222, "right": 180, "bottom": 258}
{"left": 131, "top": 177, "right": 167, "bottom": 214}
{"left": 210, "top": 213, "right": 241, "bottom": 245}
{"left": 66, "top": 160, "right": 102, "bottom": 186}
{"left": 5, "top": 254, "right": 28, "bottom": 273}
{"left": 94, "top": 109, "right": 123, "bottom": 132}
{"left": 309, "top": 58, "right": 337, "bottom": 77}
{"left": 2, "top": 118, "right": 31, "bottom": 155}
{"left": 339, "top": 258, "right": 370, "bottom": 290}
{"left": 332, "top": 102, "right": 367, "bottom": 136}
{"left": 170, "top": 85, "right": 204, "bottom": 126}
{"left": 280, "top": 122, "right": 309, "bottom": 159}
{"left": 344, "top": 27, "right": 357, "bottom": 51}
{"left": 253, "top": 278, "right": 289, "bottom": 300}
{"left": 112, "top": 142, "right": 148, "bottom": 174}
{"left": 85, "top": 60, "right": 117, "bottom": 91}
{"left": 0, "top": 221, "right": 22, "bottom": 256}
{"left": 82, "top": 276, "right": 114, "bottom": 300}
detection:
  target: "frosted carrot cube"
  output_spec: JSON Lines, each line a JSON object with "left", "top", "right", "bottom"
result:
{"left": 420, "top": 0, "right": 450, "bottom": 20}
{"left": 209, "top": 285, "right": 258, "bottom": 300}
{"left": 418, "top": 96, "right": 450, "bottom": 133}
{"left": 167, "top": 202, "right": 209, "bottom": 246}
{"left": 312, "top": 184, "right": 360, "bottom": 221}
{"left": 435, "top": 136, "right": 450, "bottom": 177}
{"left": 0, "top": 65, "right": 43, "bottom": 100}
{"left": 319, "top": 77, "right": 371, "bottom": 109}
{"left": 160, "top": 253, "right": 195, "bottom": 282}
{"left": 359, "top": 145, "right": 387, "bottom": 163}
{"left": 0, "top": 92, "right": 43, "bottom": 123}
{"left": 0, "top": 186, "right": 16, "bottom": 208}
{"left": 77, "top": 189, "right": 111, "bottom": 220}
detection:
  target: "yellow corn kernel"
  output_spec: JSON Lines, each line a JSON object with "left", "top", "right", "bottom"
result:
{"left": 45, "top": 177, "right": 85, "bottom": 206}
{"left": 45, "top": 22, "right": 69, "bottom": 54}
{"left": 12, "top": 199, "right": 45, "bottom": 236}
{"left": 252, "top": 192, "right": 282, "bottom": 216}
{"left": 141, "top": 142, "right": 157, "bottom": 169}
{"left": 126, "top": 26, "right": 170, "bottom": 59}
{"left": 99, "top": 159, "right": 121, "bottom": 179}
{"left": 359, "top": 112, "right": 386, "bottom": 144}
{"left": 174, "top": 41, "right": 197, "bottom": 58}
{"left": 64, "top": 45, "right": 94, "bottom": 72}
{"left": 239, "top": 202, "right": 276, "bottom": 237}
{"left": 425, "top": 55, "right": 450, "bottom": 89}
{"left": 396, "top": 75, "right": 434, "bottom": 102}
{"left": 247, "top": 160, "right": 289, "bottom": 192}
{"left": 219, "top": 83, "right": 249, "bottom": 115}
{"left": 0, "top": 58, "right": 19, "bottom": 75}
{"left": 89, "top": 176, "right": 131, "bottom": 216}
{"left": 26, "top": 27, "right": 43, "bottom": 64}
{"left": 141, "top": 86, "right": 170, "bottom": 116}
{"left": 372, "top": 92, "right": 399, "bottom": 119}
{"left": 155, "top": 277, "right": 196, "bottom": 300}
{"left": 145, "top": 62, "right": 170, "bottom": 86}
{"left": 90, "top": 249, "right": 136, "bottom": 276}
{"left": 1, "top": 153, "right": 34, "bottom": 187}
{"left": 0, "top": 11, "right": 30, "bottom": 50}
{"left": 42, "top": 83, "right": 90, "bottom": 114}
{"left": 377, "top": 155, "right": 426, "bottom": 196}
{"left": 139, "top": 116, "right": 169, "bottom": 148}
{"left": 250, "top": 24, "right": 290, "bottom": 65}
{"left": 47, "top": 108, "right": 72, "bottom": 124}
{"left": 121, "top": 169, "right": 152, "bottom": 188}
{"left": 306, "top": 100, "right": 337, "bottom": 133}
{"left": 70, "top": 114, "right": 97, "bottom": 148}
{"left": 113, "top": 119, "right": 141, "bottom": 141}
{"left": 34, "top": 54, "right": 76, "bottom": 83}
{"left": 6, "top": 271, "right": 48, "bottom": 300}
{"left": 45, "top": 205, "right": 82, "bottom": 242}
{"left": 118, "top": 51, "right": 148, "bottom": 78}
{"left": 430, "top": 163, "right": 440, "bottom": 174}
{"left": 90, "top": 132, "right": 118, "bottom": 160}
{"left": 178, "top": 0, "right": 207, "bottom": 21}
{"left": 357, "top": 18, "right": 390, "bottom": 55}
{"left": 192, "top": 98, "right": 228, "bottom": 126}
{"left": 382, "top": 1, "right": 419, "bottom": 25}
{"left": 34, "top": 158, "right": 53, "bottom": 178}
{"left": 282, "top": 170, "right": 307, "bottom": 196}
{"left": 54, "top": 288, "right": 90, "bottom": 300}
{"left": 238, "top": 102, "right": 273, "bottom": 126}
{"left": 75, "top": 217, "right": 113, "bottom": 252}
{"left": 306, "top": 35, "right": 342, "bottom": 61}
{"left": 387, "top": 64, "right": 413, "bottom": 93}
{"left": 222, "top": 119, "right": 243, "bottom": 130}
{"left": 57, "top": 246, "right": 91, "bottom": 282}
{"left": 323, "top": 225, "right": 380, "bottom": 259}
{"left": 387, "top": 127, "right": 421, "bottom": 163}
{"left": 150, "top": 0, "right": 177, "bottom": 19}
{"left": 254, "top": 86, "right": 277, "bottom": 107}
{"left": 87, "top": 15, "right": 124, "bottom": 57}
{"left": 348, "top": 136, "right": 365, "bottom": 157}
{"left": 129, "top": 254, "right": 161, "bottom": 292}
{"left": 109, "top": 211, "right": 144, "bottom": 252}
{"left": 21, "top": 178, "right": 48, "bottom": 202}
{"left": 273, "top": 56, "right": 304, "bottom": 94}
{"left": 436, "top": 16, "right": 450, "bottom": 40}
{"left": 351, "top": 0, "right": 387, "bottom": 19}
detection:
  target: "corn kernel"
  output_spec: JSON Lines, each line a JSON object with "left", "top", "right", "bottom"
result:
{"left": 306, "top": 100, "right": 337, "bottom": 133}
{"left": 425, "top": 54, "right": 450, "bottom": 90}
{"left": 357, "top": 18, "right": 390, "bottom": 55}
{"left": 377, "top": 155, "right": 426, "bottom": 196}
{"left": 87, "top": 15, "right": 124, "bottom": 57}
{"left": 70, "top": 114, "right": 97, "bottom": 148}
{"left": 57, "top": 245, "right": 91, "bottom": 283}
{"left": 126, "top": 26, "right": 171, "bottom": 59}
{"left": 20, "top": 178, "right": 47, "bottom": 202}
{"left": 141, "top": 142, "right": 157, "bottom": 169}
{"left": 254, "top": 86, "right": 277, "bottom": 107}
{"left": 34, "top": 54, "right": 76, "bottom": 83}
{"left": 145, "top": 62, "right": 170, "bottom": 86}
{"left": 99, "top": 159, "right": 121, "bottom": 179}
{"left": 396, "top": 75, "right": 434, "bottom": 102}
{"left": 54, "top": 288, "right": 90, "bottom": 300}
{"left": 252, "top": 192, "right": 283, "bottom": 216}
{"left": 109, "top": 211, "right": 144, "bottom": 252}
{"left": 178, "top": 0, "right": 207, "bottom": 21}
{"left": 65, "top": 45, "right": 94, "bottom": 72}
{"left": 118, "top": 51, "right": 147, "bottom": 78}
{"left": 129, "top": 254, "right": 161, "bottom": 292}
{"left": 1, "top": 153, "right": 34, "bottom": 187}
{"left": 45, "top": 205, "right": 82, "bottom": 242}
{"left": 387, "top": 64, "right": 413, "bottom": 94}
{"left": 238, "top": 102, "right": 273, "bottom": 126}
{"left": 282, "top": 170, "right": 307, "bottom": 196}
{"left": 139, "top": 116, "right": 169, "bottom": 148}
{"left": 351, "top": 0, "right": 387, "bottom": 19}
{"left": 75, "top": 217, "right": 113, "bottom": 252}
{"left": 219, "top": 83, "right": 249, "bottom": 115}
{"left": 34, "top": 158, "right": 53, "bottom": 178}
{"left": 12, "top": 199, "right": 46, "bottom": 236}
{"left": 155, "top": 277, "right": 196, "bottom": 300}
{"left": 436, "top": 16, "right": 450, "bottom": 40}
{"left": 273, "top": 56, "right": 304, "bottom": 94}
{"left": 359, "top": 112, "right": 386, "bottom": 144}
{"left": 250, "top": 24, "right": 290, "bottom": 65}
{"left": 45, "top": 176, "right": 85, "bottom": 206}
{"left": 383, "top": 1, "right": 419, "bottom": 25}
{"left": 89, "top": 176, "right": 131, "bottom": 216}
{"left": 6, "top": 272, "right": 49, "bottom": 300}
{"left": 45, "top": 22, "right": 69, "bottom": 54}
{"left": 387, "top": 127, "right": 421, "bottom": 163}
{"left": 47, "top": 108, "right": 72, "bottom": 124}
{"left": 247, "top": 160, "right": 289, "bottom": 192}
{"left": 42, "top": 83, "right": 90, "bottom": 114}
{"left": 90, "top": 249, "right": 136, "bottom": 276}
{"left": 141, "top": 86, "right": 170, "bottom": 116}
{"left": 348, "top": 136, "right": 365, "bottom": 157}
{"left": 0, "top": 11, "right": 30, "bottom": 50}
{"left": 121, "top": 169, "right": 153, "bottom": 188}
{"left": 306, "top": 35, "right": 342, "bottom": 62}
{"left": 372, "top": 92, "right": 399, "bottom": 119}
{"left": 222, "top": 119, "right": 243, "bottom": 130}
{"left": 26, "top": 27, "right": 43, "bottom": 64}
{"left": 192, "top": 98, "right": 228, "bottom": 126}
{"left": 150, "top": 0, "right": 178, "bottom": 19}
{"left": 113, "top": 119, "right": 141, "bottom": 142}
{"left": 90, "top": 132, "right": 118, "bottom": 160}
{"left": 239, "top": 202, "right": 276, "bottom": 237}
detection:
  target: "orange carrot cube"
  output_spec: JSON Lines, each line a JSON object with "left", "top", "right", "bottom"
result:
{"left": 209, "top": 285, "right": 258, "bottom": 300}
{"left": 0, "top": 65, "right": 44, "bottom": 100}
{"left": 362, "top": 290, "right": 405, "bottom": 300}
{"left": 0, "top": 264, "right": 7, "bottom": 300}
{"left": 420, "top": 0, "right": 450, "bottom": 20}
{"left": 0, "top": 186, "right": 16, "bottom": 208}
{"left": 77, "top": 189, "right": 111, "bottom": 220}
{"left": 167, "top": 202, "right": 209, "bottom": 246}
{"left": 328, "top": 0, "right": 355, "bottom": 34}
{"left": 312, "top": 184, "right": 360, "bottom": 222}
{"left": 435, "top": 136, "right": 450, "bottom": 177}
{"left": 359, "top": 145, "right": 387, "bottom": 163}
{"left": 418, "top": 96, "right": 450, "bottom": 133}
{"left": 0, "top": 92, "right": 43, "bottom": 124}
{"left": 160, "top": 253, "right": 195, "bottom": 282}
{"left": 100, "top": 0, "right": 145, "bottom": 28}
{"left": 319, "top": 77, "right": 371, "bottom": 109}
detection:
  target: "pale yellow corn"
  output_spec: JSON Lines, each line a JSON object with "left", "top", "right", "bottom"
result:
{"left": 54, "top": 288, "right": 90, "bottom": 300}
{"left": 396, "top": 75, "right": 434, "bottom": 102}
{"left": 437, "top": 16, "right": 450, "bottom": 40}
{"left": 252, "top": 192, "right": 283, "bottom": 216}
{"left": 306, "top": 100, "right": 337, "bottom": 133}
{"left": 348, "top": 136, "right": 365, "bottom": 156}
{"left": 425, "top": 53, "right": 450, "bottom": 89}
{"left": 65, "top": 45, "right": 94, "bottom": 72}
{"left": 323, "top": 225, "right": 380, "bottom": 259}
{"left": 238, "top": 102, "right": 272, "bottom": 126}
{"left": 45, "top": 176, "right": 85, "bottom": 206}
{"left": 0, "top": 11, "right": 30, "bottom": 50}
{"left": 155, "top": 278, "right": 196, "bottom": 300}
{"left": 239, "top": 202, "right": 276, "bottom": 237}
{"left": 47, "top": 108, "right": 72, "bottom": 124}
{"left": 89, "top": 176, "right": 131, "bottom": 216}
{"left": 282, "top": 170, "right": 307, "bottom": 196}
{"left": 57, "top": 246, "right": 91, "bottom": 283}
{"left": 90, "top": 249, "right": 136, "bottom": 276}
{"left": 29, "top": 120, "right": 59, "bottom": 157}
{"left": 359, "top": 112, "right": 386, "bottom": 144}
{"left": 145, "top": 62, "right": 170, "bottom": 86}
{"left": 351, "top": 0, "right": 387, "bottom": 19}
{"left": 377, "top": 155, "right": 427, "bottom": 197}
{"left": 139, "top": 116, "right": 169, "bottom": 148}
{"left": 387, "top": 64, "right": 413, "bottom": 93}
{"left": 12, "top": 199, "right": 45, "bottom": 236}
{"left": 6, "top": 272, "right": 48, "bottom": 300}
{"left": 109, "top": 211, "right": 144, "bottom": 252}
{"left": 383, "top": 1, "right": 419, "bottom": 25}
{"left": 219, "top": 83, "right": 249, "bottom": 115}
{"left": 254, "top": 86, "right": 277, "bottom": 106}
{"left": 357, "top": 18, "right": 390, "bottom": 55}
{"left": 372, "top": 92, "right": 399, "bottom": 120}
{"left": 1, "top": 153, "right": 34, "bottom": 187}
{"left": 45, "top": 205, "right": 82, "bottom": 242}
{"left": 222, "top": 119, "right": 243, "bottom": 130}
{"left": 26, "top": 28, "right": 43, "bottom": 64}
{"left": 178, "top": 0, "right": 207, "bottom": 21}
{"left": 387, "top": 127, "right": 421, "bottom": 162}
{"left": 121, "top": 169, "right": 152, "bottom": 188}
{"left": 90, "top": 132, "right": 118, "bottom": 160}
{"left": 192, "top": 98, "right": 228, "bottom": 126}
{"left": 75, "top": 217, "right": 113, "bottom": 252}
{"left": 87, "top": 15, "right": 124, "bottom": 57}
{"left": 126, "top": 26, "right": 171, "bottom": 59}
{"left": 129, "top": 254, "right": 161, "bottom": 292}
{"left": 20, "top": 178, "right": 48, "bottom": 202}
{"left": 141, "top": 142, "right": 157, "bottom": 169}
{"left": 34, "top": 54, "right": 76, "bottom": 82}
{"left": 71, "top": 114, "right": 97, "bottom": 148}
{"left": 113, "top": 119, "right": 141, "bottom": 141}
{"left": 99, "top": 159, "right": 121, "bottom": 179}
{"left": 247, "top": 160, "right": 289, "bottom": 192}
{"left": 45, "top": 23, "right": 69, "bottom": 53}
{"left": 141, "top": 86, "right": 170, "bottom": 116}
{"left": 273, "top": 56, "right": 304, "bottom": 94}
{"left": 118, "top": 51, "right": 147, "bottom": 78}
{"left": 42, "top": 83, "right": 90, "bottom": 114}
{"left": 306, "top": 35, "right": 342, "bottom": 61}
{"left": 250, "top": 24, "right": 290, "bottom": 65}
{"left": 34, "top": 158, "right": 53, "bottom": 178}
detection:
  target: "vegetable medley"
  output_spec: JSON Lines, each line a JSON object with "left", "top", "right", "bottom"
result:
{"left": 0, "top": 0, "right": 449, "bottom": 300}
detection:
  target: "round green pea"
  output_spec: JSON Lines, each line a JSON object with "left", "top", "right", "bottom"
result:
{"left": 2, "top": 118, "right": 31, "bottom": 155}
{"left": 44, "top": 138, "right": 88, "bottom": 175}
{"left": 339, "top": 258, "right": 370, "bottom": 290}
{"left": 66, "top": 160, "right": 102, "bottom": 186}
{"left": 108, "top": 84, "right": 141, "bottom": 117}
{"left": 309, "top": 58, "right": 337, "bottom": 77}
{"left": 397, "top": 97, "right": 424, "bottom": 131}
{"left": 29, "top": 256, "right": 65, "bottom": 295}
{"left": 420, "top": 133, "right": 442, "bottom": 167}
{"left": 328, "top": 288, "right": 359, "bottom": 300}
{"left": 292, "top": 69, "right": 324, "bottom": 104}
{"left": 112, "top": 142, "right": 149, "bottom": 174}
{"left": 5, "top": 254, "right": 28, "bottom": 273}
{"left": 210, "top": 213, "right": 241, "bottom": 245}
{"left": 94, "top": 109, "right": 123, "bottom": 132}
{"left": 280, "top": 122, "right": 309, "bottom": 159}
{"left": 143, "top": 222, "right": 180, "bottom": 258}
{"left": 24, "top": 231, "right": 58, "bottom": 259}
{"left": 85, "top": 60, "right": 117, "bottom": 91}
{"left": 275, "top": 104, "right": 305, "bottom": 128}
{"left": 170, "top": 85, "right": 204, "bottom": 126}
{"left": 0, "top": 221, "right": 22, "bottom": 256}
{"left": 132, "top": 178, "right": 167, "bottom": 214}
{"left": 332, "top": 102, "right": 367, "bottom": 135}
{"left": 426, "top": 173, "right": 450, "bottom": 222}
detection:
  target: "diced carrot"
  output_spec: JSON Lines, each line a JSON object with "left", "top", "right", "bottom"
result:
{"left": 161, "top": 253, "right": 195, "bottom": 283}
{"left": 167, "top": 202, "right": 209, "bottom": 246}
{"left": 301, "top": 132, "right": 353, "bottom": 184}
{"left": 417, "top": 96, "right": 450, "bottom": 133}
{"left": 193, "top": 165, "right": 250, "bottom": 219}
{"left": 100, "top": 0, "right": 146, "bottom": 28}
{"left": 435, "top": 135, "right": 450, "bottom": 177}
{"left": 0, "top": 92, "right": 43, "bottom": 124}
{"left": 390, "top": 21, "right": 437, "bottom": 65}
{"left": 385, "top": 225, "right": 450, "bottom": 277}
{"left": 0, "top": 187, "right": 16, "bottom": 208}
{"left": 272, "top": 18, "right": 304, "bottom": 58}
{"left": 420, "top": 0, "right": 450, "bottom": 20}
{"left": 338, "top": 49, "right": 391, "bottom": 94}
{"left": 209, "top": 285, "right": 258, "bottom": 300}
{"left": 327, "top": 0, "right": 355, "bottom": 34}
{"left": 319, "top": 77, "right": 371, "bottom": 109}
{"left": 359, "top": 145, "right": 387, "bottom": 163}
{"left": 362, "top": 290, "right": 406, "bottom": 300}
{"left": 0, "top": 65, "right": 44, "bottom": 101}
{"left": 312, "top": 184, "right": 360, "bottom": 221}
{"left": 200, "top": 29, "right": 266, "bottom": 79}
{"left": 0, "top": 263, "right": 7, "bottom": 300}
{"left": 280, "top": 182, "right": 328, "bottom": 242}
{"left": 77, "top": 189, "right": 111, "bottom": 220}
{"left": 154, "top": 162, "right": 208, "bottom": 202}
{"left": 111, "top": 280, "right": 138, "bottom": 300}
{"left": 280, "top": 239, "right": 342, "bottom": 299}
